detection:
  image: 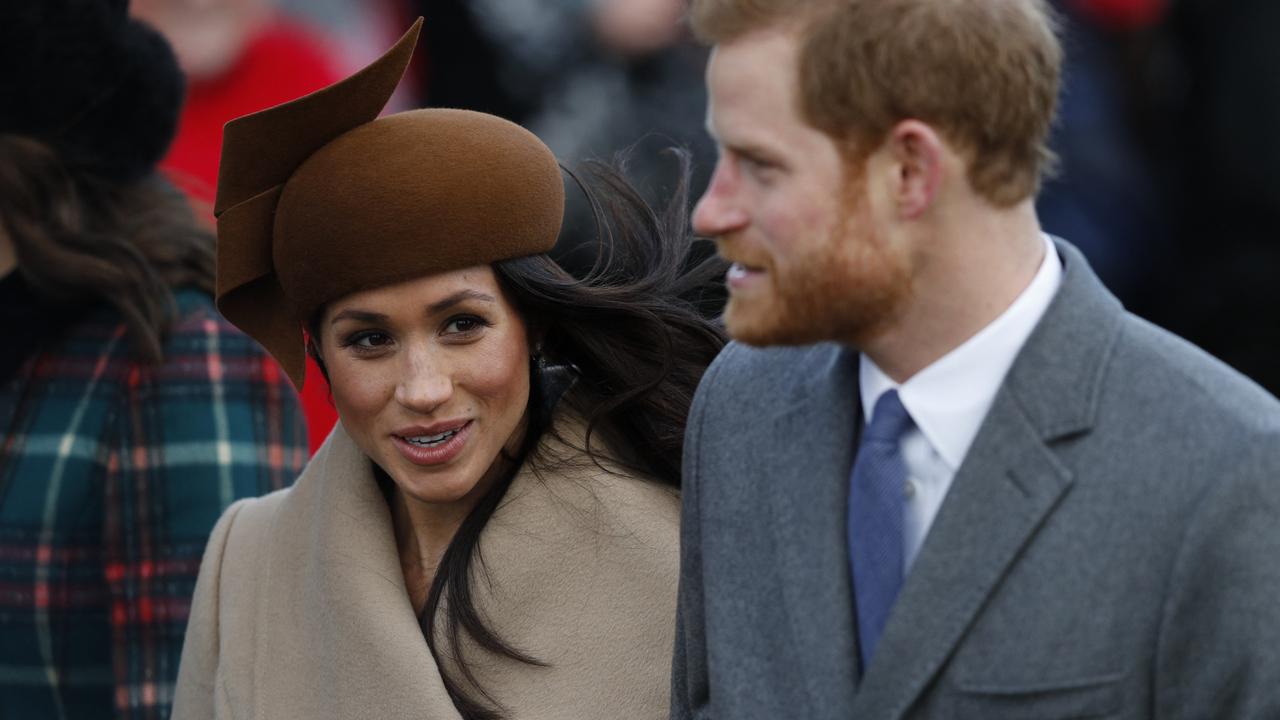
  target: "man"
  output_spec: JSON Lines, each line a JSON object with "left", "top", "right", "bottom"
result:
{"left": 672, "top": 1, "right": 1280, "bottom": 719}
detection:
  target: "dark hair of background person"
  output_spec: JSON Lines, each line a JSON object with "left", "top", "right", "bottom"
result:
{"left": 307, "top": 151, "right": 726, "bottom": 719}
{"left": 0, "top": 134, "right": 215, "bottom": 363}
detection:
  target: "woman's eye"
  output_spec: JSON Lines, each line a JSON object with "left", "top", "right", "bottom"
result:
{"left": 349, "top": 331, "right": 392, "bottom": 350}
{"left": 444, "top": 316, "right": 485, "bottom": 335}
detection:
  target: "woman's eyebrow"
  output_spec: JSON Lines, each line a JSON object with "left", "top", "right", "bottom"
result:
{"left": 329, "top": 309, "right": 387, "bottom": 326}
{"left": 426, "top": 290, "right": 497, "bottom": 315}
{"left": 329, "top": 290, "right": 496, "bottom": 326}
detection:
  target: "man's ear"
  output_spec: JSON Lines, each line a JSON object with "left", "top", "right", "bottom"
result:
{"left": 886, "top": 120, "right": 944, "bottom": 219}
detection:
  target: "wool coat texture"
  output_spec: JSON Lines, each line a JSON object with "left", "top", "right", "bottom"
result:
{"left": 671, "top": 240, "right": 1280, "bottom": 720}
{"left": 0, "top": 288, "right": 307, "bottom": 719}
{"left": 171, "top": 412, "right": 679, "bottom": 719}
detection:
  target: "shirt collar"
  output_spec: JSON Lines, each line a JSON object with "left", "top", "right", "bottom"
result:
{"left": 860, "top": 235, "right": 1063, "bottom": 470}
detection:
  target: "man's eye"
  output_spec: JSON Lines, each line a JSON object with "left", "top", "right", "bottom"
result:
{"left": 739, "top": 154, "right": 778, "bottom": 178}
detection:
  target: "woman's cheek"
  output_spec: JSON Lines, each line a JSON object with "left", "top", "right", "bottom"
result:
{"left": 470, "top": 328, "right": 531, "bottom": 419}
{"left": 467, "top": 342, "right": 528, "bottom": 406}
{"left": 330, "top": 359, "right": 393, "bottom": 420}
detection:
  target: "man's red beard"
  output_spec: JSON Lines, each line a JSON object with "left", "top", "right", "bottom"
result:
{"left": 721, "top": 189, "right": 912, "bottom": 349}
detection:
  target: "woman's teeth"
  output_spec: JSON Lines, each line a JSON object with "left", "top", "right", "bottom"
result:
{"left": 405, "top": 429, "right": 458, "bottom": 447}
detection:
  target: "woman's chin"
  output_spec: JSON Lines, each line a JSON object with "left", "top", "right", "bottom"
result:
{"left": 388, "top": 466, "right": 484, "bottom": 507}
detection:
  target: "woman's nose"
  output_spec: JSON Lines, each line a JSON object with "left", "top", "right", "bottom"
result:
{"left": 394, "top": 352, "right": 453, "bottom": 413}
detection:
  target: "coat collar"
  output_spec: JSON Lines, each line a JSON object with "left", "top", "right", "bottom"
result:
{"left": 255, "top": 421, "right": 461, "bottom": 719}
{"left": 765, "top": 342, "right": 864, "bottom": 717}
{"left": 849, "top": 239, "right": 1126, "bottom": 719}
{"left": 758, "top": 240, "right": 1125, "bottom": 719}
{"left": 245, "top": 411, "right": 678, "bottom": 719}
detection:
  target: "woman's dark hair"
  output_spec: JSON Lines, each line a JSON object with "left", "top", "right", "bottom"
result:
{"left": 0, "top": 134, "right": 215, "bottom": 362}
{"left": 437, "top": 152, "right": 725, "bottom": 718}
{"left": 308, "top": 150, "right": 726, "bottom": 719}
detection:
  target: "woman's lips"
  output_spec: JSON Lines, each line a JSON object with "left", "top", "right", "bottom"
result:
{"left": 392, "top": 420, "right": 473, "bottom": 466}
{"left": 727, "top": 262, "right": 766, "bottom": 290}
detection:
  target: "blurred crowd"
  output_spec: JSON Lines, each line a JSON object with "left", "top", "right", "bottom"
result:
{"left": 1040, "top": 0, "right": 1280, "bottom": 396}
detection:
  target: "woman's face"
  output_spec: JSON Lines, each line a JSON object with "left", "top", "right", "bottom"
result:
{"left": 319, "top": 266, "right": 531, "bottom": 508}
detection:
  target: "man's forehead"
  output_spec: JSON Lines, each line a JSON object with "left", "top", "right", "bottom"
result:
{"left": 704, "top": 30, "right": 799, "bottom": 138}
{"left": 707, "top": 28, "right": 798, "bottom": 86}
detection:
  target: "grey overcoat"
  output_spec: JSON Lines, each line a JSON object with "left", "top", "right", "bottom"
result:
{"left": 672, "top": 241, "right": 1280, "bottom": 719}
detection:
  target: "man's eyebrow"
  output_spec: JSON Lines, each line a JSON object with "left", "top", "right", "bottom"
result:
{"left": 704, "top": 117, "right": 778, "bottom": 161}
{"left": 724, "top": 140, "right": 783, "bottom": 165}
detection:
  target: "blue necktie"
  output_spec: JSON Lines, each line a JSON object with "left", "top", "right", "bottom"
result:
{"left": 849, "top": 389, "right": 913, "bottom": 671}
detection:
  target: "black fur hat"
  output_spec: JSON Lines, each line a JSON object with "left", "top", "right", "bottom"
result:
{"left": 0, "top": 0, "right": 185, "bottom": 182}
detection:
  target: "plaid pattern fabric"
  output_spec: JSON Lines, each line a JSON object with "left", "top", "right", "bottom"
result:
{"left": 0, "top": 289, "right": 308, "bottom": 719}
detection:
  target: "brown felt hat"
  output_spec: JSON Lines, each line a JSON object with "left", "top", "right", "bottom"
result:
{"left": 214, "top": 19, "right": 565, "bottom": 390}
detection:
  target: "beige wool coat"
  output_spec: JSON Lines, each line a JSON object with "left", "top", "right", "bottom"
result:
{"left": 171, "top": 415, "right": 680, "bottom": 719}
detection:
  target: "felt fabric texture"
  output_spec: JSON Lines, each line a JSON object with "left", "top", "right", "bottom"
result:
{"left": 171, "top": 412, "right": 679, "bottom": 720}
{"left": 215, "top": 18, "right": 565, "bottom": 389}
{"left": 0, "top": 0, "right": 184, "bottom": 182}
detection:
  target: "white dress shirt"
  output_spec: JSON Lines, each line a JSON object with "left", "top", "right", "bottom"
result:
{"left": 859, "top": 235, "right": 1063, "bottom": 573}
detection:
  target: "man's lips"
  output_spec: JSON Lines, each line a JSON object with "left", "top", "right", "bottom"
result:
{"left": 726, "top": 261, "right": 766, "bottom": 289}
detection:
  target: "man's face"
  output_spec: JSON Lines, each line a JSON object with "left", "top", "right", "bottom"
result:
{"left": 694, "top": 29, "right": 911, "bottom": 348}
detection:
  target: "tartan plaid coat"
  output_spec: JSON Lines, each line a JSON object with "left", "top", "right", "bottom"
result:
{"left": 0, "top": 289, "right": 308, "bottom": 719}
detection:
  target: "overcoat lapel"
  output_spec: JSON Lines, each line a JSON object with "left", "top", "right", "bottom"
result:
{"left": 766, "top": 344, "right": 863, "bottom": 717}
{"left": 255, "top": 424, "right": 462, "bottom": 719}
{"left": 850, "top": 240, "right": 1125, "bottom": 719}
{"left": 849, "top": 389, "right": 1073, "bottom": 719}
{"left": 235, "top": 413, "right": 679, "bottom": 720}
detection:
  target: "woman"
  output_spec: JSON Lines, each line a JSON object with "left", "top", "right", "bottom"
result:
{"left": 0, "top": 1, "right": 308, "bottom": 717}
{"left": 172, "top": 20, "right": 725, "bottom": 720}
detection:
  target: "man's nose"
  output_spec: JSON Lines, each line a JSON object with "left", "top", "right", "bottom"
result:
{"left": 692, "top": 158, "right": 750, "bottom": 238}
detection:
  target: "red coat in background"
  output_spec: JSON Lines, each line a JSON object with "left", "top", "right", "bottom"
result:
{"left": 1072, "top": 0, "right": 1168, "bottom": 30}
{"left": 162, "top": 18, "right": 343, "bottom": 453}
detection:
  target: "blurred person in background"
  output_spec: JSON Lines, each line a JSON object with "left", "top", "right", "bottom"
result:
{"left": 0, "top": 1, "right": 307, "bottom": 717}
{"left": 1036, "top": 0, "right": 1280, "bottom": 398}
{"left": 530, "top": 0, "right": 715, "bottom": 202}
{"left": 415, "top": 0, "right": 716, "bottom": 264}
{"left": 1133, "top": 0, "right": 1280, "bottom": 396}
{"left": 131, "top": 0, "right": 348, "bottom": 452}
{"left": 1036, "top": 0, "right": 1168, "bottom": 302}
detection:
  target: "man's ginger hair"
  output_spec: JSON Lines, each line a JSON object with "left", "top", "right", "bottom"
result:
{"left": 691, "top": 0, "right": 1062, "bottom": 206}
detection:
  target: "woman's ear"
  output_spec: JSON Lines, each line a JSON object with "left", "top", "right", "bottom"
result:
{"left": 526, "top": 324, "right": 547, "bottom": 360}
{"left": 304, "top": 329, "right": 330, "bottom": 383}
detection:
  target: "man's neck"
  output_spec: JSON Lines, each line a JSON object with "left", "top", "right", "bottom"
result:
{"left": 0, "top": 225, "right": 16, "bottom": 277}
{"left": 862, "top": 202, "right": 1047, "bottom": 383}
